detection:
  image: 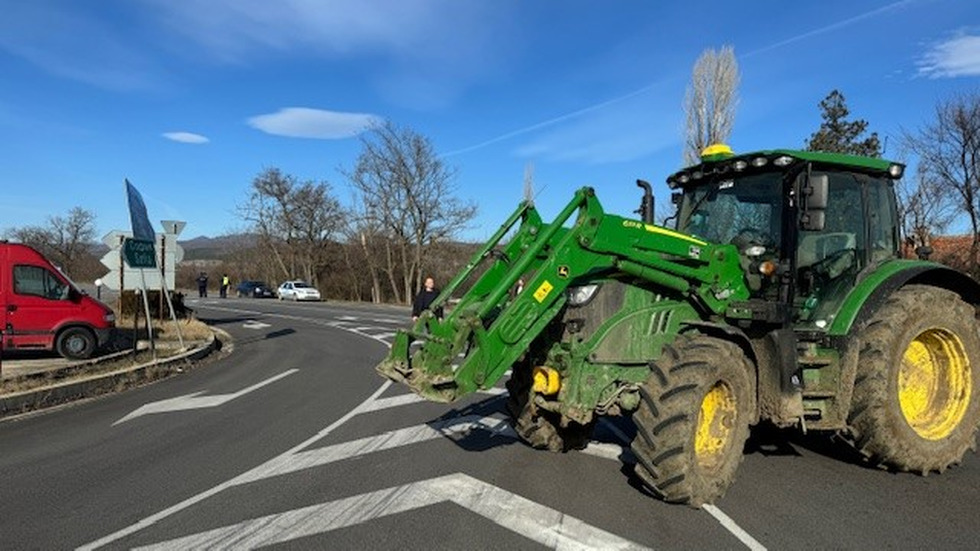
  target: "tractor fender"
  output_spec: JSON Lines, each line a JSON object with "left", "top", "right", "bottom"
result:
{"left": 827, "top": 260, "right": 980, "bottom": 336}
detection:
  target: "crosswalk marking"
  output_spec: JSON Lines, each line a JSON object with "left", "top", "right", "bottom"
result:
{"left": 135, "top": 473, "right": 652, "bottom": 551}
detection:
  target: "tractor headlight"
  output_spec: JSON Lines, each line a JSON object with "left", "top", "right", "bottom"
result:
{"left": 567, "top": 284, "right": 600, "bottom": 307}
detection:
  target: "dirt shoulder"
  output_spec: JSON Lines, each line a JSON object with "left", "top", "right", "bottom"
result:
{"left": 0, "top": 317, "right": 224, "bottom": 417}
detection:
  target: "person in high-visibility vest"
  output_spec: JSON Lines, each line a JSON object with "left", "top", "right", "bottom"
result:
{"left": 220, "top": 274, "right": 230, "bottom": 298}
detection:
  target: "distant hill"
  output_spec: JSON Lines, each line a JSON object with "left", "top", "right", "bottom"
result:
{"left": 181, "top": 234, "right": 259, "bottom": 261}
{"left": 84, "top": 233, "right": 259, "bottom": 262}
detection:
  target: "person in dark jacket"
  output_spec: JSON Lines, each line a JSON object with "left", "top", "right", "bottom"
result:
{"left": 412, "top": 277, "right": 443, "bottom": 321}
{"left": 196, "top": 272, "right": 209, "bottom": 298}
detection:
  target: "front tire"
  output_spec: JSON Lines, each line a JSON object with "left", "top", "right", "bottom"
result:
{"left": 506, "top": 362, "right": 594, "bottom": 452}
{"left": 847, "top": 285, "right": 980, "bottom": 473}
{"left": 56, "top": 327, "right": 96, "bottom": 360}
{"left": 631, "top": 335, "right": 754, "bottom": 507}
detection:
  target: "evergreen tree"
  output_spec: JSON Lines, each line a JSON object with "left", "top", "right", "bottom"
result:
{"left": 805, "top": 90, "right": 882, "bottom": 157}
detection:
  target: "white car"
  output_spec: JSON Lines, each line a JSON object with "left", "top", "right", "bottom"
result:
{"left": 277, "top": 280, "right": 321, "bottom": 301}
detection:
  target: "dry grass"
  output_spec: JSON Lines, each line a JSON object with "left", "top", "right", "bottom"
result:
{"left": 115, "top": 315, "right": 213, "bottom": 342}
{"left": 1, "top": 318, "right": 215, "bottom": 396}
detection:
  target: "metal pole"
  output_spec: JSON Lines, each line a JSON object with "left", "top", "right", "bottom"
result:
{"left": 118, "top": 235, "right": 125, "bottom": 313}
{"left": 159, "top": 234, "right": 166, "bottom": 320}
{"left": 160, "top": 276, "right": 185, "bottom": 351}
{"left": 138, "top": 268, "right": 156, "bottom": 361}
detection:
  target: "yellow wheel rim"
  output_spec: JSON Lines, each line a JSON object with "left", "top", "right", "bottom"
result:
{"left": 695, "top": 382, "right": 737, "bottom": 469}
{"left": 899, "top": 328, "right": 972, "bottom": 441}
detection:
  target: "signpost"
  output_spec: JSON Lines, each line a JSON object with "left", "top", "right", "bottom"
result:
{"left": 123, "top": 239, "right": 157, "bottom": 269}
{"left": 99, "top": 232, "right": 183, "bottom": 290}
{"left": 124, "top": 181, "right": 161, "bottom": 359}
{"left": 107, "top": 181, "right": 189, "bottom": 358}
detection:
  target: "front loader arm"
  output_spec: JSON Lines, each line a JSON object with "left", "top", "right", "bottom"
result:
{"left": 376, "top": 187, "right": 750, "bottom": 403}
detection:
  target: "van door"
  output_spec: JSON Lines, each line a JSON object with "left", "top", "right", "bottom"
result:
{"left": 1, "top": 252, "right": 9, "bottom": 348}
{"left": 6, "top": 264, "right": 73, "bottom": 349}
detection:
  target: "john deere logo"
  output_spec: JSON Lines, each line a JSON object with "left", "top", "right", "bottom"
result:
{"left": 557, "top": 265, "right": 570, "bottom": 279}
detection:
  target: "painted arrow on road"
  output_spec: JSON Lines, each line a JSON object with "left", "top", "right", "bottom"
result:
{"left": 113, "top": 369, "right": 299, "bottom": 425}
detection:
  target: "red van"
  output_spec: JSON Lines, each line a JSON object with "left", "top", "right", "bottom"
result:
{"left": 1, "top": 241, "right": 115, "bottom": 359}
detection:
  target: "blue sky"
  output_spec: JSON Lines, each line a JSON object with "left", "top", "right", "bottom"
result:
{"left": 1, "top": 0, "right": 979, "bottom": 242}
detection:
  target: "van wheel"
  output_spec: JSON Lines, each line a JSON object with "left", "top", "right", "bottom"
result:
{"left": 57, "top": 327, "right": 96, "bottom": 360}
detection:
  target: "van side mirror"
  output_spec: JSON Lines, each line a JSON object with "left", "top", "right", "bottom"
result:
{"left": 801, "top": 173, "right": 828, "bottom": 231}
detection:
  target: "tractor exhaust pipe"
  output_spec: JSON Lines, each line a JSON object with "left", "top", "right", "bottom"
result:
{"left": 636, "top": 179, "right": 654, "bottom": 224}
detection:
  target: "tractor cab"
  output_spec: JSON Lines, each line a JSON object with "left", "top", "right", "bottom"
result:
{"left": 668, "top": 146, "right": 905, "bottom": 329}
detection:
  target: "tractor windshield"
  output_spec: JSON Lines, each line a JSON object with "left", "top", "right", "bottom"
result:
{"left": 677, "top": 172, "right": 784, "bottom": 251}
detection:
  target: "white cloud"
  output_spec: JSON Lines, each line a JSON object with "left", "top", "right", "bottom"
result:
{"left": 163, "top": 132, "right": 210, "bottom": 144}
{"left": 247, "top": 107, "right": 382, "bottom": 139}
{"left": 918, "top": 32, "right": 980, "bottom": 79}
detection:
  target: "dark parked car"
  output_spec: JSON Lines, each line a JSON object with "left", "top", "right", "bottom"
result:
{"left": 236, "top": 280, "right": 275, "bottom": 298}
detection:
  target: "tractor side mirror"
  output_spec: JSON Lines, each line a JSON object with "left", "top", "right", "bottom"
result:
{"left": 800, "top": 173, "right": 828, "bottom": 231}
{"left": 671, "top": 192, "right": 682, "bottom": 205}
{"left": 805, "top": 174, "right": 828, "bottom": 209}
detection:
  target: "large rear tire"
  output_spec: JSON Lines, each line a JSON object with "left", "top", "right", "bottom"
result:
{"left": 631, "top": 335, "right": 753, "bottom": 507}
{"left": 847, "top": 285, "right": 980, "bottom": 473}
{"left": 506, "top": 362, "right": 594, "bottom": 452}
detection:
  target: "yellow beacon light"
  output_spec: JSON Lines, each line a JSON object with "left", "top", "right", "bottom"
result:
{"left": 700, "top": 143, "right": 734, "bottom": 162}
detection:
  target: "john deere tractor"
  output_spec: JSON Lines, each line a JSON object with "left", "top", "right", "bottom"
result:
{"left": 377, "top": 145, "right": 980, "bottom": 506}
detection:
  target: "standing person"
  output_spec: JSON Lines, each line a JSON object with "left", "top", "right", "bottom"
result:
{"left": 220, "top": 274, "right": 230, "bottom": 298}
{"left": 412, "top": 276, "right": 443, "bottom": 321}
{"left": 196, "top": 272, "right": 209, "bottom": 298}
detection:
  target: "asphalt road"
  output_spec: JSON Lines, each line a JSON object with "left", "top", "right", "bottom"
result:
{"left": 0, "top": 297, "right": 977, "bottom": 550}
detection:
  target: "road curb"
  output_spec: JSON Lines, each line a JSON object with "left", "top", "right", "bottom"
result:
{"left": 0, "top": 330, "right": 224, "bottom": 419}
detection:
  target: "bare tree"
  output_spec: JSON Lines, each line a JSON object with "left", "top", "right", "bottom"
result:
{"left": 895, "top": 164, "right": 954, "bottom": 254}
{"left": 345, "top": 121, "right": 477, "bottom": 303}
{"left": 683, "top": 46, "right": 740, "bottom": 165}
{"left": 903, "top": 92, "right": 980, "bottom": 274}
{"left": 5, "top": 207, "right": 97, "bottom": 277}
{"left": 237, "top": 168, "right": 345, "bottom": 286}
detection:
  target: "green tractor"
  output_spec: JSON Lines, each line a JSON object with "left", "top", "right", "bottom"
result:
{"left": 377, "top": 145, "right": 980, "bottom": 506}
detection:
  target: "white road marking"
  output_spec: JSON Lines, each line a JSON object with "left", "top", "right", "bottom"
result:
{"left": 134, "top": 473, "right": 651, "bottom": 551}
{"left": 361, "top": 387, "right": 507, "bottom": 414}
{"left": 237, "top": 414, "right": 511, "bottom": 484}
{"left": 80, "top": 385, "right": 395, "bottom": 549}
{"left": 242, "top": 320, "right": 272, "bottom": 329}
{"left": 703, "top": 505, "right": 767, "bottom": 551}
{"left": 112, "top": 369, "right": 300, "bottom": 425}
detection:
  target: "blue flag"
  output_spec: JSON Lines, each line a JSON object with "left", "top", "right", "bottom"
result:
{"left": 125, "top": 179, "right": 156, "bottom": 242}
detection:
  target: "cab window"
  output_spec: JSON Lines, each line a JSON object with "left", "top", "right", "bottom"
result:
{"left": 865, "top": 175, "right": 900, "bottom": 263}
{"left": 14, "top": 265, "right": 69, "bottom": 300}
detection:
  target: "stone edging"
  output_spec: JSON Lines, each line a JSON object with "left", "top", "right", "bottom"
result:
{"left": 0, "top": 329, "right": 225, "bottom": 419}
